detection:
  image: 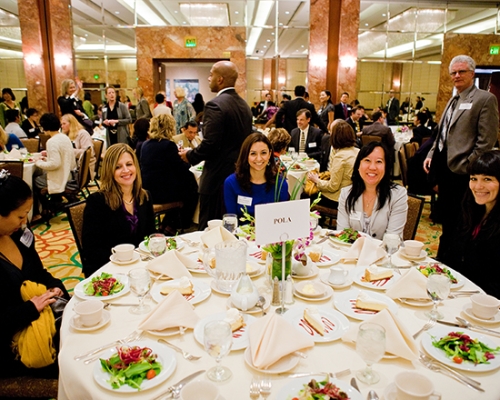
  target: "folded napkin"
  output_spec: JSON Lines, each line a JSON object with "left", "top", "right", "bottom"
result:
{"left": 343, "top": 237, "right": 387, "bottom": 266}
{"left": 6, "top": 148, "right": 21, "bottom": 160}
{"left": 201, "top": 226, "right": 238, "bottom": 248}
{"left": 341, "top": 308, "right": 419, "bottom": 361}
{"left": 146, "top": 250, "right": 193, "bottom": 279}
{"left": 248, "top": 312, "right": 314, "bottom": 369}
{"left": 138, "top": 290, "right": 199, "bottom": 331}
{"left": 385, "top": 267, "right": 428, "bottom": 300}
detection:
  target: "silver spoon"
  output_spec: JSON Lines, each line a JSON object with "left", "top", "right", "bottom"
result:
{"left": 256, "top": 295, "right": 267, "bottom": 315}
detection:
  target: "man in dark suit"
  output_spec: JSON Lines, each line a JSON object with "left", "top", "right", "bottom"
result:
{"left": 288, "top": 109, "right": 324, "bottom": 162}
{"left": 333, "top": 92, "right": 351, "bottom": 120}
{"left": 410, "top": 111, "right": 431, "bottom": 146}
{"left": 179, "top": 61, "right": 253, "bottom": 230}
{"left": 346, "top": 106, "right": 364, "bottom": 135}
{"left": 385, "top": 90, "right": 400, "bottom": 125}
{"left": 424, "top": 55, "right": 498, "bottom": 259}
{"left": 361, "top": 110, "right": 396, "bottom": 156}
{"left": 256, "top": 92, "right": 272, "bottom": 116}
{"left": 275, "top": 85, "right": 327, "bottom": 134}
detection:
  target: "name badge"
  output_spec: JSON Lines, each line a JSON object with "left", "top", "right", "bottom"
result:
{"left": 237, "top": 195, "right": 252, "bottom": 206}
{"left": 459, "top": 103, "right": 472, "bottom": 110}
{"left": 350, "top": 211, "right": 362, "bottom": 221}
{"left": 29, "top": 128, "right": 35, "bottom": 132}
{"left": 20, "top": 227, "right": 33, "bottom": 247}
{"left": 308, "top": 142, "right": 317, "bottom": 148}
{"left": 102, "top": 107, "right": 108, "bottom": 113}
{"left": 288, "top": 147, "right": 295, "bottom": 153}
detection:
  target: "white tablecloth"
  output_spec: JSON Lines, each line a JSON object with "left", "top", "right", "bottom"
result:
{"left": 58, "top": 232, "right": 500, "bottom": 399}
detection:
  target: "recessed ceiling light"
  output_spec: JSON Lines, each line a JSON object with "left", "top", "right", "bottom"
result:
{"left": 267, "top": 39, "right": 270, "bottom": 42}
{"left": 235, "top": 22, "right": 239, "bottom": 24}
{"left": 263, "top": 45, "right": 267, "bottom": 48}
{"left": 285, "top": 11, "right": 290, "bottom": 15}
{"left": 382, "top": 13, "right": 386, "bottom": 17}
{"left": 279, "top": 23, "right": 283, "bottom": 26}
{"left": 301, "top": 45, "right": 304, "bottom": 48}
{"left": 115, "top": 11, "right": 119, "bottom": 14}
{"left": 183, "top": 21, "right": 186, "bottom": 24}
{"left": 85, "top": 34, "right": 88, "bottom": 37}
{"left": 365, "top": 23, "right": 369, "bottom": 26}
{"left": 235, "top": 11, "right": 239, "bottom": 14}
{"left": 174, "top": 10, "right": 178, "bottom": 13}
{"left": 271, "top": 32, "right": 274, "bottom": 35}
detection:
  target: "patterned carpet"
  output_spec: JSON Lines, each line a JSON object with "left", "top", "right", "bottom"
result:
{"left": 33, "top": 195, "right": 442, "bottom": 294}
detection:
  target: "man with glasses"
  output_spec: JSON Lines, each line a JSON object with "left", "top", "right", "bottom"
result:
{"left": 424, "top": 55, "right": 498, "bottom": 259}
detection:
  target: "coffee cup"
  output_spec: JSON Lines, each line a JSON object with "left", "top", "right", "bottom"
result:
{"left": 207, "top": 219, "right": 223, "bottom": 230}
{"left": 112, "top": 243, "right": 134, "bottom": 261}
{"left": 394, "top": 372, "right": 441, "bottom": 400}
{"left": 328, "top": 266, "right": 349, "bottom": 285}
{"left": 74, "top": 300, "right": 103, "bottom": 327}
{"left": 305, "top": 159, "right": 316, "bottom": 168}
{"left": 180, "top": 380, "right": 219, "bottom": 400}
{"left": 404, "top": 240, "right": 424, "bottom": 257}
{"left": 470, "top": 293, "right": 500, "bottom": 319}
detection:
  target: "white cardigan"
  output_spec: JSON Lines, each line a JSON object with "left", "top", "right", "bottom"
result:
{"left": 337, "top": 184, "right": 408, "bottom": 240}
{"left": 36, "top": 133, "right": 76, "bottom": 194}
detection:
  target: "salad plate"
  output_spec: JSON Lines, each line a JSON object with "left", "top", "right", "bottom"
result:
{"left": 421, "top": 326, "right": 500, "bottom": 372}
{"left": 93, "top": 339, "right": 176, "bottom": 392}
{"left": 293, "top": 285, "right": 334, "bottom": 302}
{"left": 320, "top": 272, "right": 353, "bottom": 290}
{"left": 194, "top": 312, "right": 256, "bottom": 351}
{"left": 109, "top": 252, "right": 140, "bottom": 265}
{"left": 247, "top": 245, "right": 267, "bottom": 264}
{"left": 275, "top": 375, "right": 363, "bottom": 400}
{"left": 70, "top": 309, "right": 111, "bottom": 332}
{"left": 462, "top": 304, "right": 500, "bottom": 325}
{"left": 352, "top": 266, "right": 400, "bottom": 291}
{"left": 333, "top": 288, "right": 398, "bottom": 321}
{"left": 138, "top": 238, "right": 184, "bottom": 254}
{"left": 328, "top": 229, "right": 365, "bottom": 247}
{"left": 74, "top": 273, "right": 130, "bottom": 301}
{"left": 282, "top": 306, "right": 350, "bottom": 343}
{"left": 308, "top": 250, "right": 341, "bottom": 267}
{"left": 244, "top": 347, "right": 300, "bottom": 374}
{"left": 415, "top": 264, "right": 465, "bottom": 290}
{"left": 150, "top": 280, "right": 211, "bottom": 305}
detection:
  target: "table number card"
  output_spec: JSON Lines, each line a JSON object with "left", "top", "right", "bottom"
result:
{"left": 254, "top": 199, "right": 310, "bottom": 245}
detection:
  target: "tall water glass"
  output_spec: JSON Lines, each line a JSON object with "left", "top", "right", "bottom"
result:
{"left": 356, "top": 322, "right": 386, "bottom": 385}
{"left": 426, "top": 274, "right": 451, "bottom": 320}
{"left": 128, "top": 268, "right": 151, "bottom": 314}
{"left": 214, "top": 240, "right": 247, "bottom": 293}
{"left": 382, "top": 233, "right": 401, "bottom": 268}
{"left": 149, "top": 233, "right": 166, "bottom": 257}
{"left": 222, "top": 213, "right": 238, "bottom": 234}
{"left": 204, "top": 320, "right": 233, "bottom": 382}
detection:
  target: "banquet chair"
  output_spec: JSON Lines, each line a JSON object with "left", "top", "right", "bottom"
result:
{"left": 38, "top": 133, "right": 50, "bottom": 151}
{"left": 404, "top": 142, "right": 419, "bottom": 159}
{"left": 90, "top": 138, "right": 104, "bottom": 188}
{"left": 66, "top": 200, "right": 87, "bottom": 268}
{"left": 0, "top": 161, "right": 24, "bottom": 179}
{"left": 0, "top": 376, "right": 58, "bottom": 398}
{"left": 20, "top": 138, "right": 40, "bottom": 153}
{"left": 398, "top": 147, "right": 409, "bottom": 188}
{"left": 361, "top": 135, "right": 382, "bottom": 146}
{"left": 153, "top": 201, "right": 184, "bottom": 233}
{"left": 403, "top": 194, "right": 425, "bottom": 241}
{"left": 312, "top": 205, "right": 337, "bottom": 230}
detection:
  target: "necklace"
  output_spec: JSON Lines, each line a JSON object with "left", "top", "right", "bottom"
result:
{"left": 363, "top": 194, "right": 377, "bottom": 209}
{"left": 123, "top": 197, "right": 134, "bottom": 205}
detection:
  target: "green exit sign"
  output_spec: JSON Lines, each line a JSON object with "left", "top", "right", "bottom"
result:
{"left": 185, "top": 37, "right": 197, "bottom": 48}
{"left": 490, "top": 45, "right": 500, "bottom": 55}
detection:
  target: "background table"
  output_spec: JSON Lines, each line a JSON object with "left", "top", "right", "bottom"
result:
{"left": 58, "top": 231, "right": 500, "bottom": 399}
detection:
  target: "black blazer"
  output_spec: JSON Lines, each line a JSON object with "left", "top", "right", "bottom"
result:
{"left": 410, "top": 125, "right": 431, "bottom": 146}
{"left": 187, "top": 89, "right": 253, "bottom": 195}
{"left": 289, "top": 126, "right": 324, "bottom": 162}
{"left": 82, "top": 192, "right": 155, "bottom": 277}
{"left": 346, "top": 117, "right": 363, "bottom": 133}
{"left": 320, "top": 133, "right": 331, "bottom": 172}
{"left": 333, "top": 103, "right": 351, "bottom": 120}
{"left": 276, "top": 98, "right": 327, "bottom": 134}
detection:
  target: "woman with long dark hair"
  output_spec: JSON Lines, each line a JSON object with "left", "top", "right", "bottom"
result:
{"left": 442, "top": 150, "right": 500, "bottom": 298}
{"left": 224, "top": 133, "right": 289, "bottom": 219}
{"left": 337, "top": 141, "right": 407, "bottom": 239}
{"left": 318, "top": 90, "right": 335, "bottom": 132}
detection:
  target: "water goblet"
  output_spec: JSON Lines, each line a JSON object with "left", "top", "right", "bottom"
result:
{"left": 356, "top": 322, "right": 386, "bottom": 385}
{"left": 149, "top": 233, "right": 166, "bottom": 257}
{"left": 382, "top": 233, "right": 401, "bottom": 268}
{"left": 204, "top": 320, "right": 233, "bottom": 382}
{"left": 128, "top": 268, "right": 152, "bottom": 314}
{"left": 222, "top": 213, "right": 238, "bottom": 234}
{"left": 425, "top": 273, "right": 451, "bottom": 320}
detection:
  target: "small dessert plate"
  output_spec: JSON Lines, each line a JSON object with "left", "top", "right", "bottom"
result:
{"left": 109, "top": 252, "right": 140, "bottom": 265}
{"left": 309, "top": 250, "right": 341, "bottom": 267}
{"left": 293, "top": 285, "right": 334, "bottom": 302}
{"left": 294, "top": 280, "right": 326, "bottom": 298}
{"left": 70, "top": 309, "right": 111, "bottom": 332}
{"left": 462, "top": 304, "right": 500, "bottom": 325}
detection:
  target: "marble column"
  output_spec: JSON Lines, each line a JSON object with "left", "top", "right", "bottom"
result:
{"left": 18, "top": 0, "right": 75, "bottom": 114}
{"left": 309, "top": 0, "right": 360, "bottom": 109}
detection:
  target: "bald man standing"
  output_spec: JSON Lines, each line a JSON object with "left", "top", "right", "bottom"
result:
{"left": 180, "top": 61, "right": 253, "bottom": 230}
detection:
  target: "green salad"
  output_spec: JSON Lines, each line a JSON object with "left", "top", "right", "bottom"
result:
{"left": 292, "top": 377, "right": 350, "bottom": 400}
{"left": 143, "top": 236, "right": 177, "bottom": 251}
{"left": 418, "top": 263, "right": 457, "bottom": 284}
{"left": 100, "top": 345, "right": 162, "bottom": 390}
{"left": 333, "top": 228, "right": 361, "bottom": 244}
{"left": 84, "top": 272, "right": 124, "bottom": 296}
{"left": 432, "top": 331, "right": 500, "bottom": 365}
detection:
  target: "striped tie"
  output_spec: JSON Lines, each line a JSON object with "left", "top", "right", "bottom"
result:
{"left": 299, "top": 131, "right": 306, "bottom": 153}
{"left": 438, "top": 95, "right": 459, "bottom": 151}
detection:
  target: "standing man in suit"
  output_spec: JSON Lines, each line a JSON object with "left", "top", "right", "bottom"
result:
{"left": 333, "top": 92, "right": 351, "bottom": 121}
{"left": 288, "top": 109, "right": 324, "bottom": 162}
{"left": 361, "top": 110, "right": 395, "bottom": 156}
{"left": 256, "top": 92, "right": 272, "bottom": 116}
{"left": 385, "top": 90, "right": 400, "bottom": 125}
{"left": 179, "top": 61, "right": 253, "bottom": 230}
{"left": 275, "top": 85, "right": 327, "bottom": 134}
{"left": 424, "top": 55, "right": 499, "bottom": 259}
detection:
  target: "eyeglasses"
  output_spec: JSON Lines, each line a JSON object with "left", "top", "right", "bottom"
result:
{"left": 449, "top": 70, "right": 472, "bottom": 77}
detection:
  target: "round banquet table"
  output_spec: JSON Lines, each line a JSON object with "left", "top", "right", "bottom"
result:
{"left": 57, "top": 231, "right": 500, "bottom": 399}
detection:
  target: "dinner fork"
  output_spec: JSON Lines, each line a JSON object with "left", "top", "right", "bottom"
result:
{"left": 412, "top": 318, "right": 436, "bottom": 339}
{"left": 260, "top": 377, "right": 272, "bottom": 400}
{"left": 83, "top": 332, "right": 144, "bottom": 364}
{"left": 249, "top": 378, "right": 260, "bottom": 399}
{"left": 158, "top": 339, "right": 202, "bottom": 361}
{"left": 74, "top": 330, "right": 140, "bottom": 361}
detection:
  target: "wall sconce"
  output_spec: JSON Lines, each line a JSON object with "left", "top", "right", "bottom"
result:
{"left": 278, "top": 77, "right": 286, "bottom": 85}
{"left": 55, "top": 55, "right": 71, "bottom": 70}
{"left": 393, "top": 80, "right": 401, "bottom": 88}
{"left": 24, "top": 54, "right": 41, "bottom": 69}
{"left": 263, "top": 77, "right": 271, "bottom": 86}
{"left": 340, "top": 55, "right": 356, "bottom": 72}
{"left": 309, "top": 55, "right": 327, "bottom": 68}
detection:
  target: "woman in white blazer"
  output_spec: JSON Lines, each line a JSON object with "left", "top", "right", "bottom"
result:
{"left": 337, "top": 141, "right": 407, "bottom": 240}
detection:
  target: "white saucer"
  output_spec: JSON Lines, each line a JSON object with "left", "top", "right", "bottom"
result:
{"left": 462, "top": 304, "right": 500, "bottom": 325}
{"left": 320, "top": 272, "right": 353, "bottom": 290}
{"left": 292, "top": 265, "right": 319, "bottom": 280}
{"left": 398, "top": 248, "right": 427, "bottom": 261}
{"left": 210, "top": 280, "right": 232, "bottom": 296}
{"left": 293, "top": 285, "right": 333, "bottom": 302}
{"left": 109, "top": 252, "right": 140, "bottom": 265}
{"left": 383, "top": 382, "right": 397, "bottom": 400}
{"left": 70, "top": 310, "right": 111, "bottom": 331}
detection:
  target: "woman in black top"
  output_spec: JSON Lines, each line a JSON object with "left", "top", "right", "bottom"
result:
{"left": 57, "top": 79, "right": 93, "bottom": 134}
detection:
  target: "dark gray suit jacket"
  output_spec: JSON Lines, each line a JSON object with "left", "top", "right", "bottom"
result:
{"left": 289, "top": 126, "right": 324, "bottom": 162}
{"left": 187, "top": 89, "right": 253, "bottom": 195}
{"left": 275, "top": 97, "right": 327, "bottom": 134}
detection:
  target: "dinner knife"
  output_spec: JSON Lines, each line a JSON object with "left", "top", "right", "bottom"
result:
{"left": 152, "top": 370, "right": 205, "bottom": 400}
{"left": 350, "top": 377, "right": 361, "bottom": 393}
{"left": 437, "top": 320, "right": 500, "bottom": 338}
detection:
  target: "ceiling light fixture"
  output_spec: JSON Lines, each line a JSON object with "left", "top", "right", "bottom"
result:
{"left": 119, "top": 0, "right": 166, "bottom": 25}
{"left": 180, "top": 3, "right": 229, "bottom": 26}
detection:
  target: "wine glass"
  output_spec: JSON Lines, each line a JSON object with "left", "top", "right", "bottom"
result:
{"left": 222, "top": 213, "right": 238, "bottom": 234}
{"left": 204, "top": 320, "right": 233, "bottom": 382}
{"left": 425, "top": 273, "right": 451, "bottom": 320}
{"left": 356, "top": 322, "right": 386, "bottom": 385}
{"left": 128, "top": 268, "right": 152, "bottom": 314}
{"left": 149, "top": 233, "right": 166, "bottom": 257}
{"left": 382, "top": 233, "right": 401, "bottom": 268}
